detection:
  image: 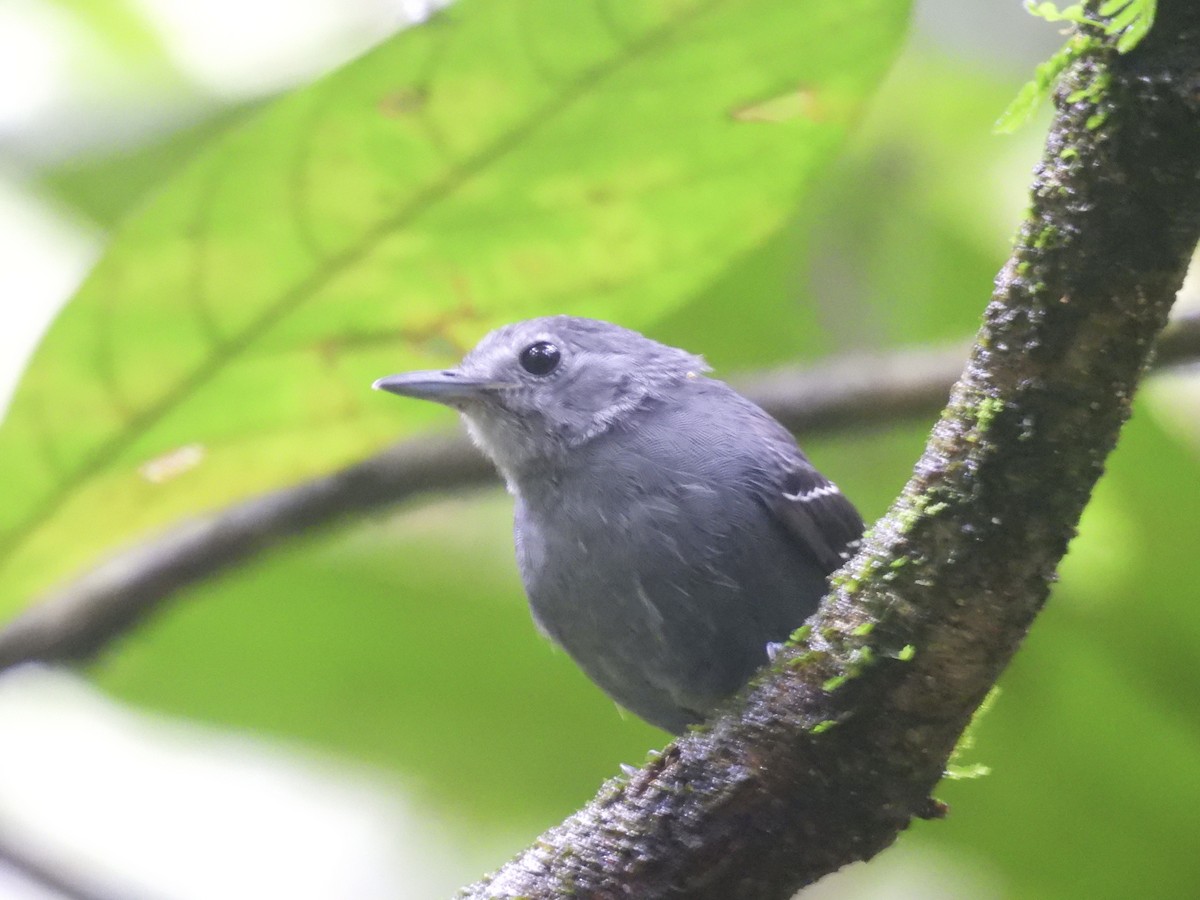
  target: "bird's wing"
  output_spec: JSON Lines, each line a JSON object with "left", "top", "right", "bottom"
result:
{"left": 767, "top": 453, "right": 865, "bottom": 575}
{"left": 694, "top": 382, "right": 865, "bottom": 576}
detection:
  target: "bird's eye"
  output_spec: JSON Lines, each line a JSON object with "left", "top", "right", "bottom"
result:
{"left": 518, "top": 340, "right": 561, "bottom": 376}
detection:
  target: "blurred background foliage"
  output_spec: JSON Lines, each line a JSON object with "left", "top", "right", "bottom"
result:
{"left": 0, "top": 1, "right": 1198, "bottom": 898}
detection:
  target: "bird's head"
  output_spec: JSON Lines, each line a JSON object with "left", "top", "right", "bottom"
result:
{"left": 373, "top": 316, "right": 708, "bottom": 481}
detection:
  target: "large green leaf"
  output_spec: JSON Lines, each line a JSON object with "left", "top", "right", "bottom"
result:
{"left": 0, "top": 0, "right": 912, "bottom": 617}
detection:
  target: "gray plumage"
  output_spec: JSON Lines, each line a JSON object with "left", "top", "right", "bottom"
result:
{"left": 374, "top": 316, "right": 863, "bottom": 733}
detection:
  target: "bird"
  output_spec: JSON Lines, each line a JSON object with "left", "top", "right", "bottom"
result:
{"left": 373, "top": 316, "right": 863, "bottom": 733}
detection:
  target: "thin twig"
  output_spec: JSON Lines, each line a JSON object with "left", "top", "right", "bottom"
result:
{"left": 752, "top": 310, "right": 1198, "bottom": 433}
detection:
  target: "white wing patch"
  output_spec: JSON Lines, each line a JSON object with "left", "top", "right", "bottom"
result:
{"left": 783, "top": 483, "right": 842, "bottom": 504}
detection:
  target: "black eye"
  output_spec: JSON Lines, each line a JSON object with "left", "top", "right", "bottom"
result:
{"left": 519, "top": 340, "right": 561, "bottom": 376}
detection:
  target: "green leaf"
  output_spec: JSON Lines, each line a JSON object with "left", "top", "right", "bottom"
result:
{"left": 1105, "top": 0, "right": 1156, "bottom": 53}
{"left": 0, "top": 0, "right": 912, "bottom": 619}
{"left": 925, "top": 410, "right": 1200, "bottom": 898}
{"left": 994, "top": 35, "right": 1093, "bottom": 134}
{"left": 1023, "top": 1, "right": 1090, "bottom": 26}
{"left": 995, "top": 0, "right": 1155, "bottom": 134}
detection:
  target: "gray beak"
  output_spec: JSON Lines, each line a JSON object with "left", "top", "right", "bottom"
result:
{"left": 372, "top": 369, "right": 511, "bottom": 405}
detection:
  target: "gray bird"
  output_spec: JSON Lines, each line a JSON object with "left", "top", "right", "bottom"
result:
{"left": 374, "top": 317, "right": 863, "bottom": 733}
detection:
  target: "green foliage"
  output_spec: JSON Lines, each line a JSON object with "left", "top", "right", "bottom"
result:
{"left": 930, "top": 416, "right": 1200, "bottom": 896}
{"left": 1026, "top": 0, "right": 1156, "bottom": 42}
{"left": 1100, "top": 0, "right": 1157, "bottom": 52}
{"left": 0, "top": 0, "right": 911, "bottom": 623}
{"left": 800, "top": 53, "right": 1025, "bottom": 349}
{"left": 994, "top": 36, "right": 1093, "bottom": 134}
{"left": 4, "top": 4, "right": 1199, "bottom": 897}
{"left": 1024, "top": 2, "right": 1092, "bottom": 27}
{"left": 994, "top": 0, "right": 1157, "bottom": 133}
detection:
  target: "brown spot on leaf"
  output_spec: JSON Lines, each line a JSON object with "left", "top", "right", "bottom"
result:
{"left": 314, "top": 298, "right": 485, "bottom": 367}
{"left": 378, "top": 86, "right": 429, "bottom": 118}
{"left": 732, "top": 86, "right": 824, "bottom": 124}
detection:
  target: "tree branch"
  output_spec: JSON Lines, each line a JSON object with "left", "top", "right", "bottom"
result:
{"left": 457, "top": 6, "right": 1200, "bottom": 898}
{"left": 748, "top": 308, "right": 1198, "bottom": 433}
{"left": 0, "top": 305, "right": 1198, "bottom": 672}
{"left": 0, "top": 434, "right": 491, "bottom": 670}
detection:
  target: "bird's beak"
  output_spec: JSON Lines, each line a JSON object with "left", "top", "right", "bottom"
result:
{"left": 372, "top": 369, "right": 512, "bottom": 405}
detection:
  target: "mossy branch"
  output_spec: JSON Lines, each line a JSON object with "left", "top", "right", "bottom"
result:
{"left": 460, "top": 4, "right": 1200, "bottom": 898}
